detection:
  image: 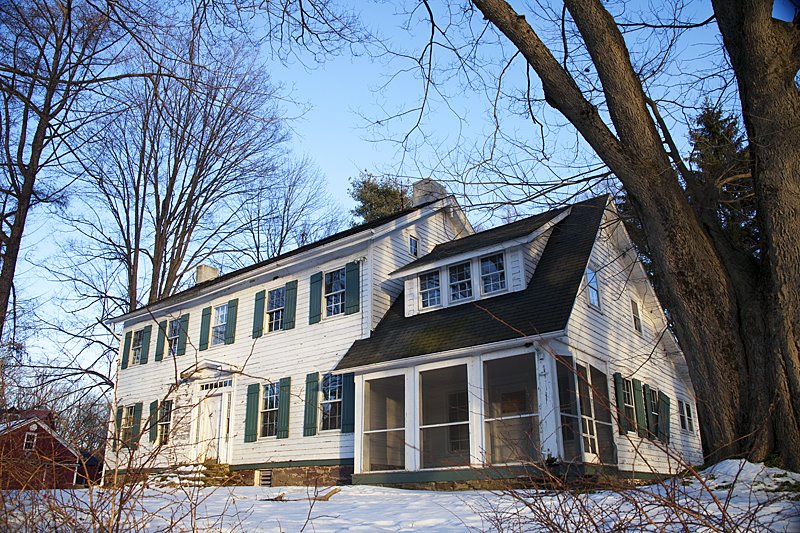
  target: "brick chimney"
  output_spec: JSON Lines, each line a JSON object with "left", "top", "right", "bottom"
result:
{"left": 411, "top": 178, "right": 448, "bottom": 207}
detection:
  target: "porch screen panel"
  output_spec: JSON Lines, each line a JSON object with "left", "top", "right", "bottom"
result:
{"left": 420, "top": 365, "right": 470, "bottom": 468}
{"left": 556, "top": 356, "right": 581, "bottom": 462}
{"left": 483, "top": 354, "right": 539, "bottom": 464}
{"left": 590, "top": 365, "right": 616, "bottom": 464}
{"left": 363, "top": 375, "right": 405, "bottom": 471}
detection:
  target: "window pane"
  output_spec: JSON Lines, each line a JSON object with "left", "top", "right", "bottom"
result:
{"left": 419, "top": 272, "right": 441, "bottom": 308}
{"left": 448, "top": 263, "right": 472, "bottom": 301}
{"left": 484, "top": 355, "right": 537, "bottom": 419}
{"left": 268, "top": 288, "right": 285, "bottom": 310}
{"left": 421, "top": 424, "right": 470, "bottom": 468}
{"left": 421, "top": 366, "right": 468, "bottom": 426}
{"left": 481, "top": 254, "right": 506, "bottom": 293}
{"left": 365, "top": 375, "right": 404, "bottom": 431}
{"left": 485, "top": 416, "right": 540, "bottom": 464}
{"left": 363, "top": 430, "right": 405, "bottom": 471}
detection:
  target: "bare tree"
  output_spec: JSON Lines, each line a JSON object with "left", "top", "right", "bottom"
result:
{"left": 362, "top": 0, "right": 799, "bottom": 468}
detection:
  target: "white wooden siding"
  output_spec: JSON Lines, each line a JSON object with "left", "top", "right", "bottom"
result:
{"left": 563, "top": 215, "right": 703, "bottom": 474}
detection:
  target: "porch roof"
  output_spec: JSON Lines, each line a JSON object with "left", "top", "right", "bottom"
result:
{"left": 336, "top": 195, "right": 609, "bottom": 370}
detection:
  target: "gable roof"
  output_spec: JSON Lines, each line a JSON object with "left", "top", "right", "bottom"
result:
{"left": 392, "top": 204, "right": 568, "bottom": 275}
{"left": 113, "top": 198, "right": 449, "bottom": 324}
{"left": 0, "top": 417, "right": 80, "bottom": 459}
{"left": 336, "top": 195, "right": 609, "bottom": 370}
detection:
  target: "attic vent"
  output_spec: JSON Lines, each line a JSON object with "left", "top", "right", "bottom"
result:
{"left": 256, "top": 469, "right": 273, "bottom": 487}
{"left": 195, "top": 264, "right": 220, "bottom": 285}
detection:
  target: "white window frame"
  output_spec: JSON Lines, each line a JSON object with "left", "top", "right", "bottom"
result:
{"left": 121, "top": 405, "right": 135, "bottom": 443}
{"left": 649, "top": 387, "right": 660, "bottom": 434}
{"left": 418, "top": 363, "right": 472, "bottom": 470}
{"left": 267, "top": 287, "right": 286, "bottom": 332}
{"left": 409, "top": 235, "right": 419, "bottom": 257}
{"left": 131, "top": 329, "right": 144, "bottom": 365}
{"left": 448, "top": 262, "right": 473, "bottom": 303}
{"left": 23, "top": 432, "right": 36, "bottom": 451}
{"left": 260, "top": 383, "right": 280, "bottom": 438}
{"left": 211, "top": 304, "right": 227, "bottom": 346}
{"left": 631, "top": 298, "right": 643, "bottom": 334}
{"left": 320, "top": 373, "right": 343, "bottom": 431}
{"left": 678, "top": 399, "right": 695, "bottom": 433}
{"left": 159, "top": 400, "right": 173, "bottom": 445}
{"left": 167, "top": 319, "right": 181, "bottom": 357}
{"left": 418, "top": 270, "right": 442, "bottom": 309}
{"left": 361, "top": 370, "right": 408, "bottom": 473}
{"left": 324, "top": 267, "right": 346, "bottom": 318}
{"left": 479, "top": 253, "right": 507, "bottom": 295}
{"left": 621, "top": 378, "right": 637, "bottom": 434}
{"left": 586, "top": 266, "right": 601, "bottom": 309}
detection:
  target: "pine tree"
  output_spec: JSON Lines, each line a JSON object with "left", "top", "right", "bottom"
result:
{"left": 349, "top": 172, "right": 412, "bottom": 224}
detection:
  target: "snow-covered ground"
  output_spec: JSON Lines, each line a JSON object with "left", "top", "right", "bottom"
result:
{"left": 3, "top": 460, "right": 799, "bottom": 531}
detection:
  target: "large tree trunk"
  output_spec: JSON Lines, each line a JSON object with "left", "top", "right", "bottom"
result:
{"left": 472, "top": 0, "right": 800, "bottom": 469}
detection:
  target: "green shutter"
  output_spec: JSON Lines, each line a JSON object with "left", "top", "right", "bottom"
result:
{"left": 613, "top": 372, "right": 627, "bottom": 434}
{"left": 225, "top": 299, "right": 238, "bottom": 344}
{"left": 121, "top": 331, "right": 132, "bottom": 370}
{"left": 115, "top": 406, "right": 123, "bottom": 443}
{"left": 303, "top": 372, "right": 320, "bottom": 436}
{"left": 155, "top": 321, "right": 167, "bottom": 362}
{"left": 277, "top": 377, "right": 291, "bottom": 439}
{"left": 345, "top": 261, "right": 360, "bottom": 315}
{"left": 177, "top": 314, "right": 189, "bottom": 356}
{"left": 244, "top": 383, "right": 259, "bottom": 443}
{"left": 341, "top": 373, "right": 355, "bottom": 433}
{"left": 139, "top": 325, "right": 152, "bottom": 365}
{"left": 199, "top": 307, "right": 211, "bottom": 351}
{"left": 309, "top": 272, "right": 322, "bottom": 324}
{"left": 131, "top": 402, "right": 143, "bottom": 447}
{"left": 149, "top": 400, "right": 159, "bottom": 443}
{"left": 252, "top": 290, "right": 265, "bottom": 338}
{"left": 632, "top": 378, "right": 646, "bottom": 437}
{"left": 284, "top": 281, "right": 298, "bottom": 330}
{"left": 658, "top": 391, "right": 671, "bottom": 444}
{"left": 643, "top": 384, "right": 658, "bottom": 439}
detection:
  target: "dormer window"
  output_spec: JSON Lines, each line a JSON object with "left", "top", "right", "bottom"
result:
{"left": 480, "top": 254, "right": 506, "bottom": 294}
{"left": 419, "top": 271, "right": 441, "bottom": 308}
{"left": 449, "top": 262, "right": 473, "bottom": 302}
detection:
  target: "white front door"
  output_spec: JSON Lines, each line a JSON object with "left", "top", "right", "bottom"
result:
{"left": 197, "top": 392, "right": 231, "bottom": 463}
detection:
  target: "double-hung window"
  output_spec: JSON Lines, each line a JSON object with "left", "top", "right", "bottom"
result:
{"left": 678, "top": 399, "right": 695, "bottom": 432}
{"left": 267, "top": 287, "right": 286, "bottom": 332}
{"left": 321, "top": 374, "right": 343, "bottom": 431}
{"left": 586, "top": 267, "right": 600, "bottom": 308}
{"left": 23, "top": 432, "right": 36, "bottom": 451}
{"left": 131, "top": 329, "right": 144, "bottom": 365}
{"left": 480, "top": 254, "right": 506, "bottom": 294}
{"left": 649, "top": 388, "right": 660, "bottom": 434}
{"left": 324, "top": 267, "right": 346, "bottom": 317}
{"left": 260, "top": 383, "right": 280, "bottom": 437}
{"left": 448, "top": 262, "right": 473, "bottom": 302}
{"left": 159, "top": 400, "right": 173, "bottom": 444}
{"left": 419, "top": 271, "right": 441, "bottom": 308}
{"left": 211, "top": 304, "right": 227, "bottom": 346}
{"left": 409, "top": 236, "right": 419, "bottom": 257}
{"left": 167, "top": 319, "right": 181, "bottom": 357}
{"left": 631, "top": 299, "right": 643, "bottom": 334}
{"left": 621, "top": 378, "right": 636, "bottom": 433}
{"left": 121, "top": 405, "right": 135, "bottom": 443}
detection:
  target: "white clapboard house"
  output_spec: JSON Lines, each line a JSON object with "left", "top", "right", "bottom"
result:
{"left": 108, "top": 182, "right": 703, "bottom": 486}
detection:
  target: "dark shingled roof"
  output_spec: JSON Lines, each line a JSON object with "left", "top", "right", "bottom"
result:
{"left": 393, "top": 205, "right": 567, "bottom": 275}
{"left": 336, "top": 195, "right": 609, "bottom": 370}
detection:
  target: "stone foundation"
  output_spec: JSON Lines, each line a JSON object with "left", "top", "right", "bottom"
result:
{"left": 238, "top": 464, "right": 354, "bottom": 487}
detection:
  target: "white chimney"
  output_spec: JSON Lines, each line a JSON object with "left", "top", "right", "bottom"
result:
{"left": 195, "top": 264, "right": 220, "bottom": 285}
{"left": 411, "top": 178, "right": 448, "bottom": 207}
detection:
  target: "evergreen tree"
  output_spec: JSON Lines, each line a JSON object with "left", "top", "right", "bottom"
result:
{"left": 349, "top": 172, "right": 412, "bottom": 224}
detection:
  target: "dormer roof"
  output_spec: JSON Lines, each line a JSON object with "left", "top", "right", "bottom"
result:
{"left": 336, "top": 195, "right": 609, "bottom": 371}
